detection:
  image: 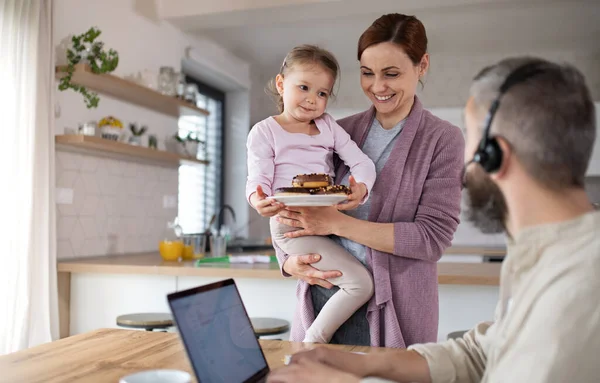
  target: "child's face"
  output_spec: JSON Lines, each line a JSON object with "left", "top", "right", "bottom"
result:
{"left": 276, "top": 64, "right": 334, "bottom": 123}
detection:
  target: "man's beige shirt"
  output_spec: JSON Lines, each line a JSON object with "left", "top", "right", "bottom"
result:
{"left": 410, "top": 211, "right": 600, "bottom": 383}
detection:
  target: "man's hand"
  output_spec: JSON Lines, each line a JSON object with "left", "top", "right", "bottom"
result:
{"left": 289, "top": 347, "right": 372, "bottom": 378}
{"left": 282, "top": 254, "right": 342, "bottom": 289}
{"left": 336, "top": 176, "right": 367, "bottom": 211}
{"left": 250, "top": 185, "right": 285, "bottom": 217}
{"left": 267, "top": 358, "right": 360, "bottom": 383}
{"left": 289, "top": 347, "right": 432, "bottom": 383}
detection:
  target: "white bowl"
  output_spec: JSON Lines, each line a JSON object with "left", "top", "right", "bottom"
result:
{"left": 119, "top": 369, "right": 192, "bottom": 383}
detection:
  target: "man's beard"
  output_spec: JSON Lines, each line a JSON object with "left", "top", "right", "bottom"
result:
{"left": 463, "top": 166, "right": 508, "bottom": 234}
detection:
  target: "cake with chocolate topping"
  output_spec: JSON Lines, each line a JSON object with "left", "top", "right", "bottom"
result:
{"left": 291, "top": 173, "right": 332, "bottom": 188}
{"left": 274, "top": 185, "right": 350, "bottom": 196}
{"left": 274, "top": 173, "right": 350, "bottom": 198}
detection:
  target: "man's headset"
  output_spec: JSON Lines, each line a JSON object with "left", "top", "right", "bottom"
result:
{"left": 472, "top": 62, "right": 547, "bottom": 173}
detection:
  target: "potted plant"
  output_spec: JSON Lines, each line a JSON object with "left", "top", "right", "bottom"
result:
{"left": 99, "top": 116, "right": 123, "bottom": 141}
{"left": 177, "top": 132, "right": 205, "bottom": 157}
{"left": 57, "top": 27, "right": 119, "bottom": 108}
{"left": 128, "top": 123, "right": 147, "bottom": 146}
{"left": 148, "top": 134, "right": 158, "bottom": 150}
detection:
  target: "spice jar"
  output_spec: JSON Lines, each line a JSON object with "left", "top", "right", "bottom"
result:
{"left": 157, "top": 66, "right": 176, "bottom": 96}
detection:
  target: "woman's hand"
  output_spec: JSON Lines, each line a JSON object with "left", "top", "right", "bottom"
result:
{"left": 267, "top": 358, "right": 360, "bottom": 383}
{"left": 276, "top": 206, "right": 348, "bottom": 238}
{"left": 250, "top": 185, "right": 285, "bottom": 217}
{"left": 282, "top": 254, "right": 342, "bottom": 289}
{"left": 336, "top": 176, "right": 367, "bottom": 211}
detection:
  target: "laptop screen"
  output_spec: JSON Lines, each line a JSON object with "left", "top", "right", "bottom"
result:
{"left": 168, "top": 280, "right": 269, "bottom": 383}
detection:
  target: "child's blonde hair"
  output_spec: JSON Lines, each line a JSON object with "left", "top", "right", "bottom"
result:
{"left": 267, "top": 44, "right": 340, "bottom": 113}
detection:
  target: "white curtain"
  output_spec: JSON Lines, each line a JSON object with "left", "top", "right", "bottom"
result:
{"left": 0, "top": 0, "right": 58, "bottom": 354}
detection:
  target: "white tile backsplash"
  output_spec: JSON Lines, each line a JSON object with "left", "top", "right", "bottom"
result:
{"left": 56, "top": 151, "right": 178, "bottom": 259}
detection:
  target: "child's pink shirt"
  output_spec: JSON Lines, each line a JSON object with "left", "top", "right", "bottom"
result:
{"left": 246, "top": 113, "right": 376, "bottom": 202}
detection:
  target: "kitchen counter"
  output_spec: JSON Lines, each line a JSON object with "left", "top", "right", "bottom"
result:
{"left": 58, "top": 251, "right": 502, "bottom": 285}
{"left": 57, "top": 248, "right": 504, "bottom": 341}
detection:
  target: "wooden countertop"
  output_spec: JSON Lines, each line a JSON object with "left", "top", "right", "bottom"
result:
{"left": 58, "top": 251, "right": 502, "bottom": 286}
{"left": 0, "top": 328, "right": 388, "bottom": 383}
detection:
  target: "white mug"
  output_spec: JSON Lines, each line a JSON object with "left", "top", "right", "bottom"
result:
{"left": 119, "top": 369, "right": 191, "bottom": 383}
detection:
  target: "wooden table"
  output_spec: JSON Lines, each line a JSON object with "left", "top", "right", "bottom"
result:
{"left": 0, "top": 328, "right": 392, "bottom": 383}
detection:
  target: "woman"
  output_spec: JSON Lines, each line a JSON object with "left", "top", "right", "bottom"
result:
{"left": 274, "top": 13, "right": 464, "bottom": 348}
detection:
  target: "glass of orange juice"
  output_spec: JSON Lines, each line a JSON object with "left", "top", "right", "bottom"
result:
{"left": 159, "top": 240, "right": 183, "bottom": 261}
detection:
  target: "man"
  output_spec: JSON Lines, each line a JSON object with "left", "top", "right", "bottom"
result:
{"left": 267, "top": 57, "right": 600, "bottom": 383}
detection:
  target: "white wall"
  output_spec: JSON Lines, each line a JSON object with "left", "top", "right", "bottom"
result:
{"left": 159, "top": 0, "right": 340, "bottom": 19}
{"left": 224, "top": 90, "right": 252, "bottom": 237}
{"left": 54, "top": 0, "right": 250, "bottom": 257}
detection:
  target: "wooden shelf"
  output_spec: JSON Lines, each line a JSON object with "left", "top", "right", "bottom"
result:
{"left": 55, "top": 135, "right": 208, "bottom": 166}
{"left": 55, "top": 64, "right": 209, "bottom": 118}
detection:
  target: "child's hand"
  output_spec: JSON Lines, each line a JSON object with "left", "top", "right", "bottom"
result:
{"left": 335, "top": 176, "right": 367, "bottom": 211}
{"left": 251, "top": 185, "right": 285, "bottom": 217}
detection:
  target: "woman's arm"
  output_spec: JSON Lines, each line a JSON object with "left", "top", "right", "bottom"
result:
{"left": 276, "top": 205, "right": 395, "bottom": 254}
{"left": 335, "top": 214, "right": 395, "bottom": 254}
{"left": 390, "top": 128, "right": 464, "bottom": 262}
{"left": 277, "top": 128, "right": 465, "bottom": 262}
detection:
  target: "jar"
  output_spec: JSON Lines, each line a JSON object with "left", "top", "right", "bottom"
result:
{"left": 140, "top": 69, "right": 158, "bottom": 90}
{"left": 176, "top": 73, "right": 186, "bottom": 99}
{"left": 157, "top": 66, "right": 176, "bottom": 96}
{"left": 78, "top": 121, "right": 97, "bottom": 136}
{"left": 184, "top": 83, "right": 198, "bottom": 104}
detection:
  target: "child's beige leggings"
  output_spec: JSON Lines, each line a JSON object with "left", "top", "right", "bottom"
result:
{"left": 270, "top": 218, "right": 374, "bottom": 343}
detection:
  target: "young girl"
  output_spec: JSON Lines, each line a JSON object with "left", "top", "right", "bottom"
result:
{"left": 245, "top": 45, "right": 376, "bottom": 343}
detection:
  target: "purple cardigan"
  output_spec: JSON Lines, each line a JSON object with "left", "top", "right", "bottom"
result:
{"left": 274, "top": 97, "right": 465, "bottom": 348}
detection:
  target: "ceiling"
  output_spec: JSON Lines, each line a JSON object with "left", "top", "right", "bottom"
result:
{"left": 163, "top": 0, "right": 600, "bottom": 71}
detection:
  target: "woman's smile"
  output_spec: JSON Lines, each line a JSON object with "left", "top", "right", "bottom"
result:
{"left": 373, "top": 93, "right": 396, "bottom": 102}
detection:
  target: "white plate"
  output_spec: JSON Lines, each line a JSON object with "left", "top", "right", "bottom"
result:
{"left": 267, "top": 194, "right": 347, "bottom": 206}
{"left": 119, "top": 369, "right": 191, "bottom": 383}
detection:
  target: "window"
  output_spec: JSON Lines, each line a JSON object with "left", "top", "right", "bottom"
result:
{"left": 177, "top": 77, "right": 225, "bottom": 234}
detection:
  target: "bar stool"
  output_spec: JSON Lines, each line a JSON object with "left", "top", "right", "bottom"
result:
{"left": 116, "top": 313, "right": 174, "bottom": 332}
{"left": 447, "top": 330, "right": 467, "bottom": 340}
{"left": 250, "top": 317, "right": 290, "bottom": 338}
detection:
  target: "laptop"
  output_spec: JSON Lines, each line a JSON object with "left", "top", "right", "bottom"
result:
{"left": 167, "top": 279, "right": 269, "bottom": 383}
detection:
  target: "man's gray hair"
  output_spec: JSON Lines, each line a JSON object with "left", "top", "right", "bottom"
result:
{"left": 470, "top": 57, "right": 596, "bottom": 188}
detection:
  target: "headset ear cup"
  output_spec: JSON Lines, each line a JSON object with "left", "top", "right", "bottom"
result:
{"left": 482, "top": 138, "right": 503, "bottom": 173}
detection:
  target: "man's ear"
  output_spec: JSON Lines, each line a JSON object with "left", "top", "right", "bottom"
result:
{"left": 275, "top": 74, "right": 285, "bottom": 95}
{"left": 490, "top": 136, "right": 511, "bottom": 181}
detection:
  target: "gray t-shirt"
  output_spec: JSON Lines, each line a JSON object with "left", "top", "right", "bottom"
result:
{"left": 332, "top": 118, "right": 406, "bottom": 266}
{"left": 311, "top": 117, "right": 405, "bottom": 346}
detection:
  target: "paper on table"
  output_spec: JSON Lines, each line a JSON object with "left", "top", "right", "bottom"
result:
{"left": 228, "top": 255, "right": 272, "bottom": 264}
{"left": 195, "top": 255, "right": 275, "bottom": 266}
{"left": 283, "top": 351, "right": 366, "bottom": 365}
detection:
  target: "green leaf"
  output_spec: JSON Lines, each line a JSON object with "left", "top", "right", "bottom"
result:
{"left": 57, "top": 26, "right": 119, "bottom": 109}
